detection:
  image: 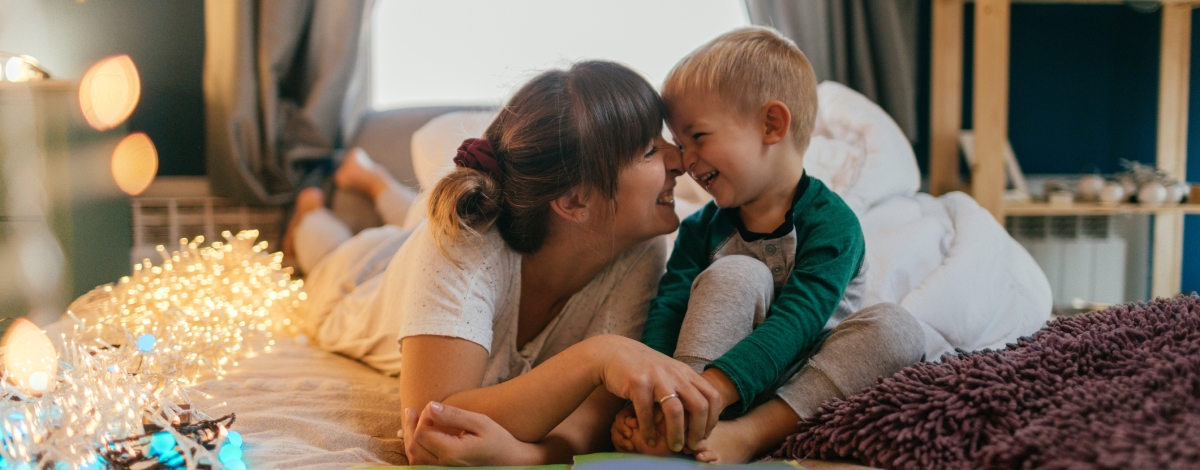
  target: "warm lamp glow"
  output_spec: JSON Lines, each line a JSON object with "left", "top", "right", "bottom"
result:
{"left": 111, "top": 132, "right": 158, "bottom": 196}
{"left": 2, "top": 318, "right": 58, "bottom": 396}
{"left": 79, "top": 55, "right": 140, "bottom": 131}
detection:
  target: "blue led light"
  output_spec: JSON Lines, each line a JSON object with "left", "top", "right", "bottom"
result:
{"left": 148, "top": 431, "right": 176, "bottom": 456}
{"left": 219, "top": 443, "right": 243, "bottom": 463}
{"left": 136, "top": 334, "right": 157, "bottom": 353}
{"left": 159, "top": 450, "right": 185, "bottom": 467}
{"left": 227, "top": 430, "right": 243, "bottom": 448}
{"left": 81, "top": 455, "right": 105, "bottom": 470}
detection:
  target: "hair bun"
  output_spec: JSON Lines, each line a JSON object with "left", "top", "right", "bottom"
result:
{"left": 453, "top": 138, "right": 502, "bottom": 181}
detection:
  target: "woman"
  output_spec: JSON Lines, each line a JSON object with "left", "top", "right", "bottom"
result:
{"left": 286, "top": 61, "right": 718, "bottom": 466}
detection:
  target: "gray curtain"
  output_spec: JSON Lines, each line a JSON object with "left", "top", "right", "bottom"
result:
{"left": 204, "top": 0, "right": 374, "bottom": 205}
{"left": 745, "top": 0, "right": 918, "bottom": 141}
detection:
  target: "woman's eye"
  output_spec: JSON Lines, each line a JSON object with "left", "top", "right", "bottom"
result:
{"left": 692, "top": 133, "right": 705, "bottom": 141}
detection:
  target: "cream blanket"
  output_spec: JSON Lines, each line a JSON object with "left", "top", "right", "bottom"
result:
{"left": 189, "top": 341, "right": 408, "bottom": 469}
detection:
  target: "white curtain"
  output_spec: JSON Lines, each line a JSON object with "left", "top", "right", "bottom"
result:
{"left": 745, "top": 0, "right": 918, "bottom": 142}
{"left": 204, "top": 0, "right": 374, "bottom": 205}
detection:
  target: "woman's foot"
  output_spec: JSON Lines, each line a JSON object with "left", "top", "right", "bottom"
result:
{"left": 334, "top": 147, "right": 391, "bottom": 200}
{"left": 282, "top": 187, "right": 326, "bottom": 259}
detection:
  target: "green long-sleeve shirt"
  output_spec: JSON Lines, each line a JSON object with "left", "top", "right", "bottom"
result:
{"left": 641, "top": 175, "right": 865, "bottom": 414}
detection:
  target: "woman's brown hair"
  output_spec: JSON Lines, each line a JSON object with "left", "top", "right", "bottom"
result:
{"left": 428, "top": 61, "right": 665, "bottom": 254}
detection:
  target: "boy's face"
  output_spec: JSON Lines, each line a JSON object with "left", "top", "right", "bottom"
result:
{"left": 667, "top": 92, "right": 770, "bottom": 209}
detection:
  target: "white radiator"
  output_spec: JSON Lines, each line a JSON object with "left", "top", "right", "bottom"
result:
{"left": 1008, "top": 216, "right": 1127, "bottom": 308}
{"left": 130, "top": 197, "right": 283, "bottom": 265}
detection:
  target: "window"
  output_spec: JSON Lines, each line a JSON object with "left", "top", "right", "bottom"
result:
{"left": 371, "top": 0, "right": 749, "bottom": 109}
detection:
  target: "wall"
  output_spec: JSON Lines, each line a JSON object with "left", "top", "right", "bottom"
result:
{"left": 0, "top": 0, "right": 207, "bottom": 176}
{"left": 914, "top": 4, "right": 1200, "bottom": 294}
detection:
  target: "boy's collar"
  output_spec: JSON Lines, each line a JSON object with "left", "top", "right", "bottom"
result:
{"left": 721, "top": 172, "right": 811, "bottom": 242}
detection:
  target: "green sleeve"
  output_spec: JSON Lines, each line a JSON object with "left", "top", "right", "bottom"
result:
{"left": 709, "top": 201, "right": 865, "bottom": 414}
{"left": 640, "top": 208, "right": 714, "bottom": 356}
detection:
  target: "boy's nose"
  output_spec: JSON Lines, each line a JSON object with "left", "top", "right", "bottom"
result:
{"left": 664, "top": 145, "right": 684, "bottom": 177}
{"left": 680, "top": 147, "right": 698, "bottom": 173}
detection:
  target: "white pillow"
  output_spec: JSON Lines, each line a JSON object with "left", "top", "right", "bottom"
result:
{"left": 810, "top": 81, "right": 920, "bottom": 215}
{"left": 410, "top": 110, "right": 499, "bottom": 191}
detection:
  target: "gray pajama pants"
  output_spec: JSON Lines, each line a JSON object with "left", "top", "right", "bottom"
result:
{"left": 674, "top": 255, "right": 925, "bottom": 419}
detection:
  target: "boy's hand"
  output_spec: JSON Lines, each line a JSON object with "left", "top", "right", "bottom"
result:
{"left": 611, "top": 405, "right": 637, "bottom": 452}
{"left": 699, "top": 368, "right": 739, "bottom": 418}
{"left": 612, "top": 406, "right": 677, "bottom": 456}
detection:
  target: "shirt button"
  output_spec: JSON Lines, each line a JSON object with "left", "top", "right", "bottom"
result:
{"left": 771, "top": 266, "right": 783, "bottom": 275}
{"left": 766, "top": 245, "right": 777, "bottom": 254}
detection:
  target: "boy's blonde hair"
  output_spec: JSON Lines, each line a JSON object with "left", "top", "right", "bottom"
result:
{"left": 663, "top": 26, "right": 818, "bottom": 150}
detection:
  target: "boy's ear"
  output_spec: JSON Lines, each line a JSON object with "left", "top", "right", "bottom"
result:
{"left": 550, "top": 186, "right": 593, "bottom": 223}
{"left": 760, "top": 100, "right": 791, "bottom": 145}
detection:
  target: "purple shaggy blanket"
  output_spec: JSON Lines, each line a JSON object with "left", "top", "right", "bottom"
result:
{"left": 776, "top": 296, "right": 1200, "bottom": 469}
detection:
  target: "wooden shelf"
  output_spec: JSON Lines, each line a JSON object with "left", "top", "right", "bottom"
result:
{"left": 1005, "top": 201, "right": 1200, "bottom": 216}
{"left": 1008, "top": 0, "right": 1200, "bottom": 5}
{"left": 929, "top": 0, "right": 1196, "bottom": 298}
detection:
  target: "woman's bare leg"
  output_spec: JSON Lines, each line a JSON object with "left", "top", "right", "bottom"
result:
{"left": 283, "top": 187, "right": 328, "bottom": 258}
{"left": 335, "top": 147, "right": 394, "bottom": 201}
{"left": 335, "top": 148, "right": 416, "bottom": 226}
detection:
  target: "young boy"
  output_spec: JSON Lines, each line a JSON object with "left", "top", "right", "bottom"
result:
{"left": 611, "top": 27, "right": 925, "bottom": 463}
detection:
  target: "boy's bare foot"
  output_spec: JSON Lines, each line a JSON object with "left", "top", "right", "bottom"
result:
{"left": 693, "top": 399, "right": 801, "bottom": 464}
{"left": 334, "top": 148, "right": 390, "bottom": 200}
{"left": 691, "top": 419, "right": 761, "bottom": 464}
{"left": 282, "top": 187, "right": 326, "bottom": 259}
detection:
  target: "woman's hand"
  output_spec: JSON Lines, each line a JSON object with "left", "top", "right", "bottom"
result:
{"left": 590, "top": 335, "right": 721, "bottom": 453}
{"left": 402, "top": 401, "right": 532, "bottom": 466}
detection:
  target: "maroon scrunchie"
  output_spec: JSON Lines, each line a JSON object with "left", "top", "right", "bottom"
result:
{"left": 453, "top": 138, "right": 502, "bottom": 181}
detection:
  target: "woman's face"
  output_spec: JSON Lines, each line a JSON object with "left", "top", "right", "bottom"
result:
{"left": 599, "top": 135, "right": 684, "bottom": 243}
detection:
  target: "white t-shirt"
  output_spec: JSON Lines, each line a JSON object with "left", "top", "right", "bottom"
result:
{"left": 300, "top": 222, "right": 667, "bottom": 386}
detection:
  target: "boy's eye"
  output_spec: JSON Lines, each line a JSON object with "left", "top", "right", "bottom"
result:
{"left": 644, "top": 145, "right": 659, "bottom": 158}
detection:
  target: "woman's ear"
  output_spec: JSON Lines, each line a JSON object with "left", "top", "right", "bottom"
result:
{"left": 550, "top": 187, "right": 592, "bottom": 223}
{"left": 760, "top": 100, "right": 792, "bottom": 145}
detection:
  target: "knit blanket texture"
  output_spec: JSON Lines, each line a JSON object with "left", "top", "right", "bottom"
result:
{"left": 775, "top": 296, "right": 1200, "bottom": 469}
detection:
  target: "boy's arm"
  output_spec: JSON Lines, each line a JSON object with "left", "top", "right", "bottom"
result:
{"left": 708, "top": 216, "right": 865, "bottom": 414}
{"left": 640, "top": 211, "right": 712, "bottom": 356}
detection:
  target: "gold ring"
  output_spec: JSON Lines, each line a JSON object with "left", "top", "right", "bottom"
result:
{"left": 657, "top": 393, "right": 679, "bottom": 405}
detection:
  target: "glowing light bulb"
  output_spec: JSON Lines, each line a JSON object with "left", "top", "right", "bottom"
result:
{"left": 111, "top": 132, "right": 158, "bottom": 195}
{"left": 5, "top": 57, "right": 23, "bottom": 82}
{"left": 78, "top": 55, "right": 140, "bottom": 131}
{"left": 2, "top": 318, "right": 58, "bottom": 396}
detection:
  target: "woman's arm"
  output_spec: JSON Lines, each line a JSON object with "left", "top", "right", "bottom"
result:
{"left": 404, "top": 388, "right": 626, "bottom": 466}
{"left": 400, "top": 333, "right": 716, "bottom": 452}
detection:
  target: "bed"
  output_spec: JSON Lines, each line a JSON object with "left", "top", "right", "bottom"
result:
{"left": 58, "top": 83, "right": 1052, "bottom": 469}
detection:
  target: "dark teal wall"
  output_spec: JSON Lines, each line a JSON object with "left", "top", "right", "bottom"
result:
{"left": 915, "top": 4, "right": 1200, "bottom": 294}
{"left": 39, "top": 0, "right": 206, "bottom": 177}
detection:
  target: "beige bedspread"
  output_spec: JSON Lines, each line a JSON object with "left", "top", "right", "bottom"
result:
{"left": 190, "top": 340, "right": 408, "bottom": 469}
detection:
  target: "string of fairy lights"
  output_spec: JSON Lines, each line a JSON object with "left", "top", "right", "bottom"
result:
{"left": 0, "top": 230, "right": 304, "bottom": 469}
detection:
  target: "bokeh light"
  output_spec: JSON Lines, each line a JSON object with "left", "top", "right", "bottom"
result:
{"left": 111, "top": 132, "right": 158, "bottom": 196}
{"left": 78, "top": 55, "right": 140, "bottom": 131}
{"left": 2, "top": 318, "right": 58, "bottom": 396}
